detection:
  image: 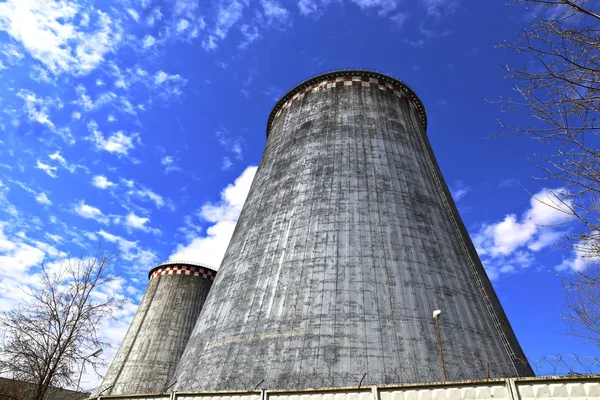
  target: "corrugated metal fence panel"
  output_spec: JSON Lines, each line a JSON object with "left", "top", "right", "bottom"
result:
{"left": 270, "top": 389, "right": 372, "bottom": 400}
{"left": 94, "top": 376, "right": 600, "bottom": 400}
{"left": 515, "top": 379, "right": 600, "bottom": 400}
{"left": 176, "top": 393, "right": 261, "bottom": 400}
{"left": 99, "top": 396, "right": 169, "bottom": 400}
{"left": 379, "top": 383, "right": 509, "bottom": 400}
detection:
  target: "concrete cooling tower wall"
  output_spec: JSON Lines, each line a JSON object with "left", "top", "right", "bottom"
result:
{"left": 173, "top": 70, "right": 534, "bottom": 391}
{"left": 101, "top": 261, "right": 216, "bottom": 395}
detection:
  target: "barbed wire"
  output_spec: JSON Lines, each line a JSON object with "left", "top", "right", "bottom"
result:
{"left": 90, "top": 355, "right": 600, "bottom": 396}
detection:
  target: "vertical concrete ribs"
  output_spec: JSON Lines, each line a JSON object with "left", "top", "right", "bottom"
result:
{"left": 173, "top": 70, "right": 533, "bottom": 391}
{"left": 101, "top": 261, "right": 216, "bottom": 395}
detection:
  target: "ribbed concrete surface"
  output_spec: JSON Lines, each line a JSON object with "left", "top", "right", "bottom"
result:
{"left": 174, "top": 71, "right": 533, "bottom": 392}
{"left": 102, "top": 263, "right": 215, "bottom": 395}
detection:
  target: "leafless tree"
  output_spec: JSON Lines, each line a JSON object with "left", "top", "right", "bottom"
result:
{"left": 500, "top": 0, "right": 600, "bottom": 346}
{"left": 558, "top": 263, "right": 600, "bottom": 346}
{"left": 0, "top": 250, "right": 125, "bottom": 400}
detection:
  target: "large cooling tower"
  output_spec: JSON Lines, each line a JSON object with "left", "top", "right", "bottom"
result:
{"left": 174, "top": 70, "right": 533, "bottom": 391}
{"left": 101, "top": 261, "right": 216, "bottom": 395}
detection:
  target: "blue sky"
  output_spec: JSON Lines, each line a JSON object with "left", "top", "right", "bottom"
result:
{"left": 0, "top": 0, "right": 597, "bottom": 388}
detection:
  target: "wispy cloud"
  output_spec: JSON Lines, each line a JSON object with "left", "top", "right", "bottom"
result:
{"left": 0, "top": 1, "right": 123, "bottom": 76}
{"left": 238, "top": 24, "right": 261, "bottom": 50}
{"left": 96, "top": 229, "right": 157, "bottom": 267}
{"left": 92, "top": 175, "right": 117, "bottom": 190}
{"left": 35, "top": 192, "right": 52, "bottom": 205}
{"left": 73, "top": 200, "right": 110, "bottom": 224}
{"left": 17, "top": 90, "right": 60, "bottom": 129}
{"left": 36, "top": 160, "right": 57, "bottom": 178}
{"left": 298, "top": 0, "right": 335, "bottom": 18}
{"left": 161, "top": 156, "right": 181, "bottom": 174}
{"left": 419, "top": 0, "right": 458, "bottom": 18}
{"left": 450, "top": 180, "right": 470, "bottom": 202}
{"left": 216, "top": 129, "right": 244, "bottom": 170}
{"left": 261, "top": 0, "right": 290, "bottom": 27}
{"left": 124, "top": 213, "right": 160, "bottom": 235}
{"left": 48, "top": 151, "right": 77, "bottom": 173}
{"left": 202, "top": 0, "right": 244, "bottom": 50}
{"left": 87, "top": 120, "right": 139, "bottom": 155}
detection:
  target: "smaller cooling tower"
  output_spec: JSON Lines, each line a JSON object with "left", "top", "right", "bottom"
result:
{"left": 101, "top": 261, "right": 216, "bottom": 395}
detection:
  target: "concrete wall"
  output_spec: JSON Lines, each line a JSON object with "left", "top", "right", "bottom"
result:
{"left": 91, "top": 376, "right": 600, "bottom": 400}
{"left": 101, "top": 262, "right": 216, "bottom": 395}
{"left": 173, "top": 71, "right": 532, "bottom": 392}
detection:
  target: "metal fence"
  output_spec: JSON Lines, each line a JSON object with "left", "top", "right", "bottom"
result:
{"left": 90, "top": 355, "right": 600, "bottom": 396}
{"left": 88, "top": 375, "right": 600, "bottom": 400}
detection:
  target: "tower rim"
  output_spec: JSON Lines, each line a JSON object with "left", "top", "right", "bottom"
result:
{"left": 266, "top": 69, "right": 427, "bottom": 138}
{"left": 148, "top": 260, "right": 217, "bottom": 280}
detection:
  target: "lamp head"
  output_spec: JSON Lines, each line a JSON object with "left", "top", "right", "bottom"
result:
{"left": 433, "top": 310, "right": 441, "bottom": 318}
{"left": 91, "top": 349, "right": 103, "bottom": 357}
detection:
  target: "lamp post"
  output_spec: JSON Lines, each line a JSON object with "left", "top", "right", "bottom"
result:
{"left": 76, "top": 349, "right": 103, "bottom": 396}
{"left": 433, "top": 310, "right": 447, "bottom": 382}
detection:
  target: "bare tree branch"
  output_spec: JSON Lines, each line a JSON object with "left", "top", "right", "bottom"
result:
{"left": 500, "top": 0, "right": 600, "bottom": 346}
{"left": 0, "top": 250, "right": 126, "bottom": 400}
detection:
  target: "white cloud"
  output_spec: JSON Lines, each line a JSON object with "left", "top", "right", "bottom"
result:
{"left": 127, "top": 8, "right": 140, "bottom": 22}
{"left": 202, "top": 0, "right": 244, "bottom": 50}
{"left": 170, "top": 166, "right": 257, "bottom": 269}
{"left": 124, "top": 213, "right": 160, "bottom": 235}
{"left": 475, "top": 188, "right": 571, "bottom": 258}
{"left": 0, "top": 42, "right": 24, "bottom": 66}
{"left": 450, "top": 180, "right": 470, "bottom": 202}
{"left": 298, "top": 0, "right": 334, "bottom": 17}
{"left": 473, "top": 188, "right": 574, "bottom": 278}
{"left": 0, "top": 223, "right": 60, "bottom": 311}
{"left": 74, "top": 84, "right": 117, "bottom": 112}
{"left": 125, "top": 213, "right": 149, "bottom": 230}
{"left": 36, "top": 160, "right": 57, "bottom": 178}
{"left": 142, "top": 34, "right": 156, "bottom": 48}
{"left": 35, "top": 192, "right": 51, "bottom": 205}
{"left": 217, "top": 129, "right": 243, "bottom": 160}
{"left": 16, "top": 90, "right": 72, "bottom": 142}
{"left": 45, "top": 233, "right": 62, "bottom": 243}
{"left": 73, "top": 200, "right": 109, "bottom": 224}
{"left": 17, "top": 89, "right": 58, "bottom": 128}
{"left": 222, "top": 156, "right": 233, "bottom": 171}
{"left": 238, "top": 24, "right": 261, "bottom": 50}
{"left": 0, "top": 1, "right": 122, "bottom": 76}
{"left": 97, "top": 229, "right": 157, "bottom": 266}
{"left": 131, "top": 186, "right": 166, "bottom": 209}
{"left": 146, "top": 7, "right": 163, "bottom": 26}
{"left": 390, "top": 12, "right": 409, "bottom": 26}
{"left": 49, "top": 151, "right": 76, "bottom": 173}
{"left": 419, "top": 0, "right": 458, "bottom": 18}
{"left": 350, "top": 0, "right": 399, "bottom": 15}
{"left": 161, "top": 156, "right": 181, "bottom": 174}
{"left": 261, "top": 0, "right": 290, "bottom": 26}
{"left": 177, "top": 18, "right": 190, "bottom": 32}
{"left": 29, "top": 64, "right": 55, "bottom": 83}
{"left": 92, "top": 175, "right": 117, "bottom": 190}
{"left": 87, "top": 120, "right": 139, "bottom": 155}
{"left": 153, "top": 70, "right": 187, "bottom": 97}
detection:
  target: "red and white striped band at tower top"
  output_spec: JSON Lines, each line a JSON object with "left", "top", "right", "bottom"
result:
{"left": 273, "top": 75, "right": 423, "bottom": 123}
{"left": 150, "top": 265, "right": 216, "bottom": 280}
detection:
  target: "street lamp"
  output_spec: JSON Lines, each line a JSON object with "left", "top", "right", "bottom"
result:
{"left": 433, "top": 310, "right": 447, "bottom": 382}
{"left": 76, "top": 349, "right": 103, "bottom": 395}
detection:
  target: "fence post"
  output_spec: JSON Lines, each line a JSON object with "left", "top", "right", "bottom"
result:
{"left": 504, "top": 377, "right": 518, "bottom": 400}
{"left": 371, "top": 385, "right": 379, "bottom": 400}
